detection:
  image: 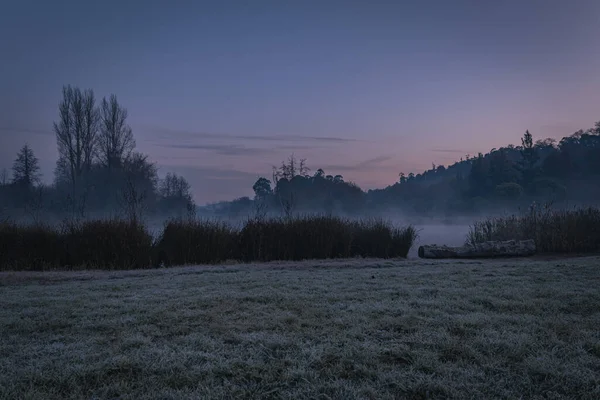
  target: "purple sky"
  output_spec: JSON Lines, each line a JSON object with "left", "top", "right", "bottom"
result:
{"left": 1, "top": 0, "right": 599, "bottom": 204}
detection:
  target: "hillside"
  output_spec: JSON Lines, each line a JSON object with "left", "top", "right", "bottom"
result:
{"left": 209, "top": 124, "right": 600, "bottom": 218}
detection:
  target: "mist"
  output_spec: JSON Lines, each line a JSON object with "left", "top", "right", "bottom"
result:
{"left": 2, "top": 85, "right": 599, "bottom": 257}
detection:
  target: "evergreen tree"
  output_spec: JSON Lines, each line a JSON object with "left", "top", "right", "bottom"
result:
{"left": 12, "top": 144, "right": 41, "bottom": 187}
{"left": 518, "top": 130, "right": 539, "bottom": 189}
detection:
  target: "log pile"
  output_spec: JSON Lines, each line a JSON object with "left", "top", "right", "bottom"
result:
{"left": 418, "top": 239, "right": 536, "bottom": 259}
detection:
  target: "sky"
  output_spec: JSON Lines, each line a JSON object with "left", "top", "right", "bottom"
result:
{"left": 1, "top": 0, "right": 599, "bottom": 204}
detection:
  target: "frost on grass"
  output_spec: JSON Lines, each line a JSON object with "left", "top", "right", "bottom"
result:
{"left": 1, "top": 257, "right": 600, "bottom": 399}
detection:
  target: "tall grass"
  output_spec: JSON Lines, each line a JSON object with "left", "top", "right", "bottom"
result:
{"left": 238, "top": 216, "right": 354, "bottom": 262}
{"left": 62, "top": 220, "right": 153, "bottom": 270}
{"left": 0, "top": 215, "right": 417, "bottom": 270}
{"left": 467, "top": 203, "right": 600, "bottom": 253}
{"left": 0, "top": 219, "right": 153, "bottom": 271}
{"left": 161, "top": 215, "right": 417, "bottom": 264}
{"left": 155, "top": 219, "right": 238, "bottom": 266}
{"left": 0, "top": 222, "right": 63, "bottom": 270}
{"left": 349, "top": 218, "right": 417, "bottom": 259}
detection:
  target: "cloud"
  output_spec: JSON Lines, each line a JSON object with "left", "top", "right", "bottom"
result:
{"left": 159, "top": 164, "right": 260, "bottom": 180}
{"left": 155, "top": 143, "right": 274, "bottom": 157}
{"left": 429, "top": 148, "right": 469, "bottom": 154}
{"left": 275, "top": 144, "right": 323, "bottom": 151}
{"left": 321, "top": 155, "right": 394, "bottom": 173}
{"left": 145, "top": 126, "right": 360, "bottom": 144}
{"left": 0, "top": 127, "right": 53, "bottom": 136}
{"left": 355, "top": 155, "right": 394, "bottom": 168}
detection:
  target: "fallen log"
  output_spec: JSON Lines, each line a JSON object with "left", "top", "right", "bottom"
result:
{"left": 418, "top": 239, "right": 536, "bottom": 259}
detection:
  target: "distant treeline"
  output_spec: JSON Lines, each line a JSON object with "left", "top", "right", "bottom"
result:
{"left": 0, "top": 85, "right": 194, "bottom": 223}
{"left": 211, "top": 122, "right": 600, "bottom": 218}
{"left": 2, "top": 83, "right": 599, "bottom": 222}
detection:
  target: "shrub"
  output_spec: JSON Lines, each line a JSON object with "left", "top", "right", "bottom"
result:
{"left": 0, "top": 222, "right": 63, "bottom": 271}
{"left": 239, "top": 215, "right": 417, "bottom": 262}
{"left": 155, "top": 218, "right": 238, "bottom": 266}
{"left": 349, "top": 218, "right": 417, "bottom": 259}
{"left": 0, "top": 216, "right": 417, "bottom": 270}
{"left": 62, "top": 219, "right": 153, "bottom": 270}
{"left": 0, "top": 219, "right": 153, "bottom": 271}
{"left": 467, "top": 203, "right": 600, "bottom": 253}
{"left": 238, "top": 216, "right": 354, "bottom": 262}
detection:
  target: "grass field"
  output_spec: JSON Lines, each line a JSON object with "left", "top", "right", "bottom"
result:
{"left": 1, "top": 257, "right": 599, "bottom": 399}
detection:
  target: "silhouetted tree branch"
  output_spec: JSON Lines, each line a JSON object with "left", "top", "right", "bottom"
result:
{"left": 98, "top": 94, "right": 135, "bottom": 169}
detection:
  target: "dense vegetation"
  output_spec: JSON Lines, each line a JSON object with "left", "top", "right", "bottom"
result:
{"left": 213, "top": 123, "right": 600, "bottom": 218}
{"left": 0, "top": 216, "right": 417, "bottom": 271}
{"left": 467, "top": 203, "right": 600, "bottom": 254}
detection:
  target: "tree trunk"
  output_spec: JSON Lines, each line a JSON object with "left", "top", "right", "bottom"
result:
{"left": 418, "top": 239, "right": 536, "bottom": 259}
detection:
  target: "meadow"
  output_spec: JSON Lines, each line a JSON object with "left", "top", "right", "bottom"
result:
{"left": 1, "top": 256, "right": 599, "bottom": 399}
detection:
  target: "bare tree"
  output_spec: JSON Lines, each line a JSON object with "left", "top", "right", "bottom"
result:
{"left": 299, "top": 158, "right": 310, "bottom": 177}
{"left": 118, "top": 174, "right": 147, "bottom": 224}
{"left": 98, "top": 94, "right": 135, "bottom": 169}
{"left": 53, "top": 85, "right": 99, "bottom": 186}
{"left": 280, "top": 191, "right": 296, "bottom": 219}
{"left": 287, "top": 154, "right": 297, "bottom": 178}
{"left": 82, "top": 89, "right": 99, "bottom": 168}
{"left": 12, "top": 144, "right": 41, "bottom": 186}
{"left": 159, "top": 172, "right": 195, "bottom": 217}
{"left": 160, "top": 173, "right": 192, "bottom": 200}
{"left": 272, "top": 165, "right": 281, "bottom": 184}
{"left": 274, "top": 154, "right": 302, "bottom": 181}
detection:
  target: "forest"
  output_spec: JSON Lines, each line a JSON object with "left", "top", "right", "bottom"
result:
{"left": 213, "top": 123, "right": 600, "bottom": 218}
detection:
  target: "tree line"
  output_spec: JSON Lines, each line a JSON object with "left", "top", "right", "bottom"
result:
{"left": 4, "top": 85, "right": 598, "bottom": 222}
{"left": 213, "top": 121, "right": 600, "bottom": 217}
{"left": 1, "top": 85, "right": 194, "bottom": 223}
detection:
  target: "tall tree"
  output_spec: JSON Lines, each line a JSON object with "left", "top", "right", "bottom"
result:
{"left": 98, "top": 94, "right": 135, "bottom": 169}
{"left": 468, "top": 153, "right": 488, "bottom": 197}
{"left": 593, "top": 120, "right": 600, "bottom": 135}
{"left": 53, "top": 85, "right": 99, "bottom": 186}
{"left": 252, "top": 177, "right": 272, "bottom": 199}
{"left": 160, "top": 173, "right": 192, "bottom": 201}
{"left": 488, "top": 148, "right": 516, "bottom": 186}
{"left": 12, "top": 144, "right": 41, "bottom": 186}
{"left": 299, "top": 158, "right": 310, "bottom": 177}
{"left": 518, "top": 130, "right": 539, "bottom": 188}
{"left": 398, "top": 172, "right": 407, "bottom": 184}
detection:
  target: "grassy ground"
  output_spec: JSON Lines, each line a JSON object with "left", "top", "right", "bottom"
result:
{"left": 1, "top": 257, "right": 599, "bottom": 399}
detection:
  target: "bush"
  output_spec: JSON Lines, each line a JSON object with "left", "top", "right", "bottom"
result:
{"left": 349, "top": 218, "right": 417, "bottom": 259}
{"left": 0, "top": 216, "right": 417, "bottom": 270}
{"left": 238, "top": 216, "right": 353, "bottom": 262}
{"left": 0, "top": 219, "right": 153, "bottom": 271}
{"left": 0, "top": 222, "right": 63, "bottom": 271}
{"left": 62, "top": 219, "right": 153, "bottom": 270}
{"left": 467, "top": 203, "right": 600, "bottom": 253}
{"left": 155, "top": 218, "right": 238, "bottom": 266}
{"left": 239, "top": 215, "right": 417, "bottom": 262}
